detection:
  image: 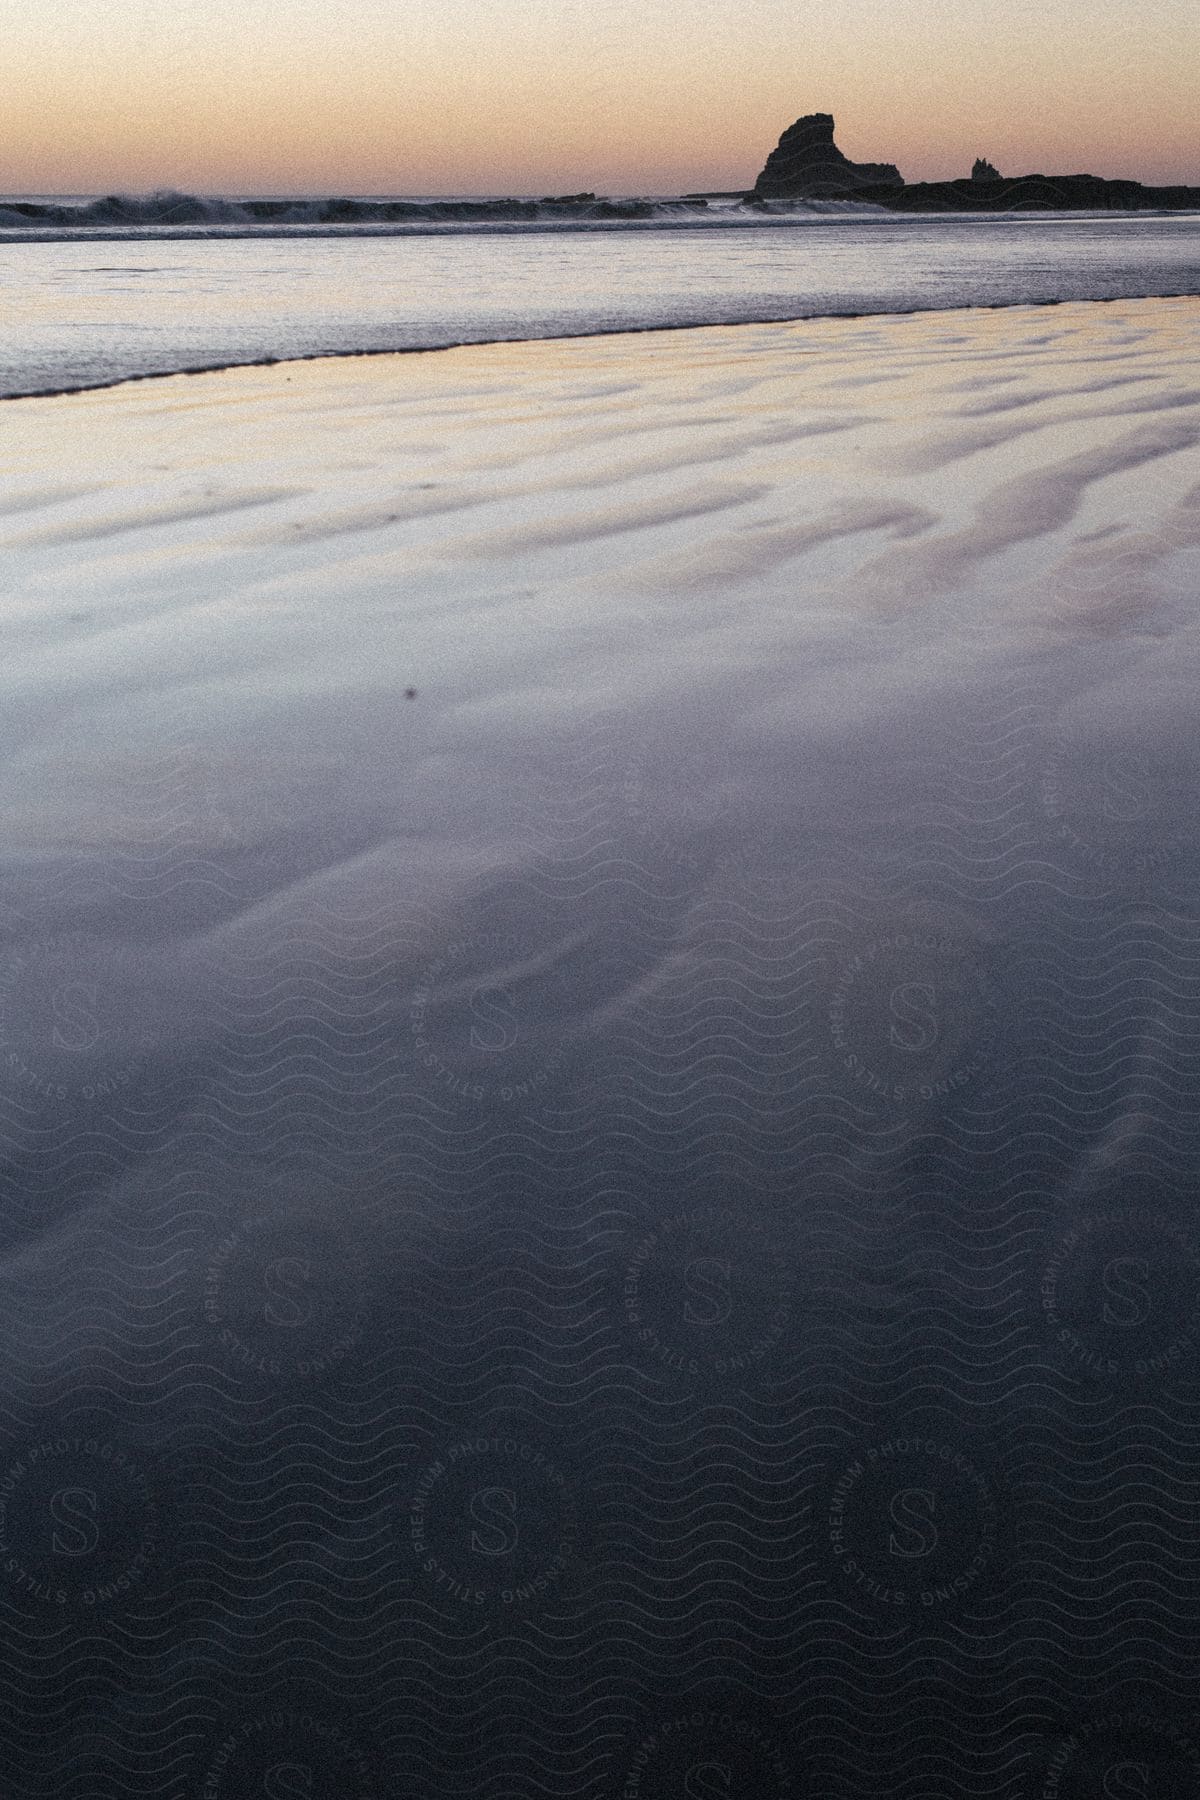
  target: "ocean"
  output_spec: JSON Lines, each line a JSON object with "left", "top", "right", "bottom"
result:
{"left": 1, "top": 201, "right": 1198, "bottom": 395}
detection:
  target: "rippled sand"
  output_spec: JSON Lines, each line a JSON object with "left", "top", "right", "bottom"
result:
{"left": 4, "top": 300, "right": 1197, "bottom": 912}
{"left": 2, "top": 300, "right": 1200, "bottom": 1795}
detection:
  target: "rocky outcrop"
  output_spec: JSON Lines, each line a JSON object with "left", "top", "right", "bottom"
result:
{"left": 747, "top": 115, "right": 1200, "bottom": 210}
{"left": 844, "top": 173, "right": 1200, "bottom": 211}
{"left": 752, "top": 113, "right": 904, "bottom": 197}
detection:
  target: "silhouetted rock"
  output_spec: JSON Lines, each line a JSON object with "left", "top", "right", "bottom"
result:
{"left": 847, "top": 172, "right": 1200, "bottom": 211}
{"left": 747, "top": 113, "right": 1200, "bottom": 210}
{"left": 752, "top": 113, "right": 904, "bottom": 197}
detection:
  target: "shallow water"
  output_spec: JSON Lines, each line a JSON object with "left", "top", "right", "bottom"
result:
{"left": 1, "top": 210, "right": 1197, "bottom": 396}
{"left": 2, "top": 300, "right": 1200, "bottom": 1794}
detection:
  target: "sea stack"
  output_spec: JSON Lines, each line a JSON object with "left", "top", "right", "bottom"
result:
{"left": 752, "top": 113, "right": 904, "bottom": 197}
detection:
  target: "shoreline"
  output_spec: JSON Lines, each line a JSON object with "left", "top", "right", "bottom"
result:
{"left": 4, "top": 207, "right": 1200, "bottom": 247}
{"left": 5, "top": 289, "right": 1199, "bottom": 406}
{"left": 4, "top": 294, "right": 1196, "bottom": 948}
{"left": 5, "top": 294, "right": 1196, "bottom": 660}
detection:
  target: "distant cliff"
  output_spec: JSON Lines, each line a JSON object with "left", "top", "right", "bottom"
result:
{"left": 835, "top": 174, "right": 1200, "bottom": 211}
{"left": 752, "top": 113, "right": 904, "bottom": 197}
{"left": 749, "top": 112, "right": 1200, "bottom": 211}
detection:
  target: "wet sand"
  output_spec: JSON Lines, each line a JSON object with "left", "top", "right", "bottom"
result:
{"left": 2, "top": 299, "right": 1200, "bottom": 1793}
{"left": 6, "top": 300, "right": 1198, "bottom": 833}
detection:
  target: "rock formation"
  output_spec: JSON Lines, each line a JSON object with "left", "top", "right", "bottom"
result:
{"left": 752, "top": 113, "right": 904, "bottom": 197}
{"left": 745, "top": 115, "right": 1200, "bottom": 210}
{"left": 844, "top": 172, "right": 1200, "bottom": 211}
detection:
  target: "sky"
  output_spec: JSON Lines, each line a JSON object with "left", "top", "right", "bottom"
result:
{"left": 4, "top": 0, "right": 1197, "bottom": 195}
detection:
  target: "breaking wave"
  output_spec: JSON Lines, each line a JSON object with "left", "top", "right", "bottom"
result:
{"left": 0, "top": 188, "right": 893, "bottom": 240}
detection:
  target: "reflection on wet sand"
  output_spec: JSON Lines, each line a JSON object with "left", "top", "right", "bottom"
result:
{"left": 1, "top": 297, "right": 1199, "bottom": 1793}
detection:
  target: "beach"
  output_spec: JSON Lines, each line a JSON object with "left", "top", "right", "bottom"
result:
{"left": 3, "top": 297, "right": 1200, "bottom": 1788}
{"left": 5, "top": 297, "right": 1200, "bottom": 1194}
{"left": 5, "top": 298, "right": 1197, "bottom": 900}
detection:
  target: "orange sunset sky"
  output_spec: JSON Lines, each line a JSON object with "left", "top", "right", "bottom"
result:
{"left": 4, "top": 0, "right": 1197, "bottom": 195}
